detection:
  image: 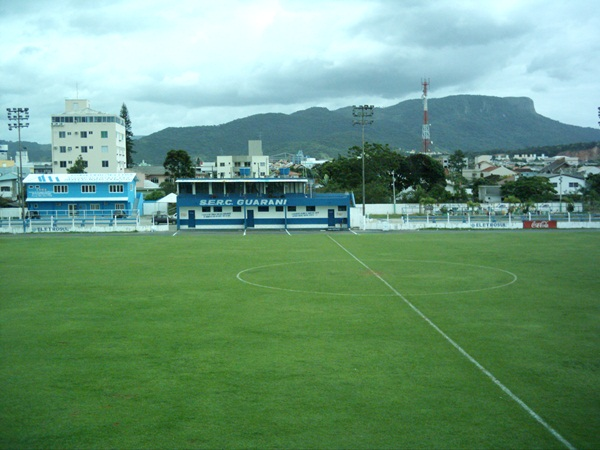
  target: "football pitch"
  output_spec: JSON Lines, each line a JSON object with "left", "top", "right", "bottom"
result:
{"left": 1, "top": 230, "right": 598, "bottom": 449}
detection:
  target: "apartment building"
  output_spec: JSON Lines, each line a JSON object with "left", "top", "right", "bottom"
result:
{"left": 51, "top": 99, "right": 126, "bottom": 174}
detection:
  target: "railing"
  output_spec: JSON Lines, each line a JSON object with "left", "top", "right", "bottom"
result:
{"left": 0, "top": 210, "right": 169, "bottom": 234}
{"left": 360, "top": 212, "right": 600, "bottom": 230}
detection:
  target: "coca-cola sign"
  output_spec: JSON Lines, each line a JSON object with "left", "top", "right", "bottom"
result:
{"left": 523, "top": 220, "right": 557, "bottom": 229}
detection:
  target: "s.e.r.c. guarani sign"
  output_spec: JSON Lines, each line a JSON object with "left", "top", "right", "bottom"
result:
{"left": 523, "top": 220, "right": 557, "bottom": 229}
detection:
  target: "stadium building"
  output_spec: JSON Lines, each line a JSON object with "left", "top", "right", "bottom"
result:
{"left": 176, "top": 177, "right": 354, "bottom": 230}
{"left": 23, "top": 173, "right": 143, "bottom": 218}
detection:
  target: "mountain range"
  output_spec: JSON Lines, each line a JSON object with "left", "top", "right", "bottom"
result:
{"left": 2, "top": 95, "right": 599, "bottom": 165}
{"left": 131, "top": 95, "right": 600, "bottom": 165}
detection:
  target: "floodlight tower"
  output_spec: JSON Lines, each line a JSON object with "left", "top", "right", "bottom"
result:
{"left": 352, "top": 105, "right": 374, "bottom": 217}
{"left": 422, "top": 79, "right": 431, "bottom": 153}
{"left": 7, "top": 107, "right": 29, "bottom": 222}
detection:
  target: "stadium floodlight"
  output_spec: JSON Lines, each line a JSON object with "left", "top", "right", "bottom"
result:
{"left": 6, "top": 107, "right": 30, "bottom": 225}
{"left": 352, "top": 105, "right": 374, "bottom": 217}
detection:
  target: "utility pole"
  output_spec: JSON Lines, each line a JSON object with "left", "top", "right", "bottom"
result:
{"left": 352, "top": 105, "right": 374, "bottom": 217}
{"left": 6, "top": 107, "right": 29, "bottom": 224}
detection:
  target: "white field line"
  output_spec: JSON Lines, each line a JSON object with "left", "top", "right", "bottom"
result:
{"left": 285, "top": 228, "right": 291, "bottom": 236}
{"left": 327, "top": 235, "right": 576, "bottom": 450}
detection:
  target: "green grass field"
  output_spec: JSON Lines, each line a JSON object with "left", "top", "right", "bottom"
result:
{"left": 1, "top": 230, "right": 599, "bottom": 449}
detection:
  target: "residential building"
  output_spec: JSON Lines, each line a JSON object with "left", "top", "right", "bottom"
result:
{"left": 51, "top": 99, "right": 126, "bottom": 174}
{"left": 216, "top": 140, "right": 270, "bottom": 178}
{"left": 0, "top": 172, "right": 18, "bottom": 200}
{"left": 546, "top": 174, "right": 586, "bottom": 197}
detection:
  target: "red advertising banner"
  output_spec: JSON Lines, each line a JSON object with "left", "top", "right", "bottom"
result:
{"left": 523, "top": 220, "right": 557, "bottom": 229}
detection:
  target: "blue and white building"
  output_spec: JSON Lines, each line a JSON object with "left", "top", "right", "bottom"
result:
{"left": 24, "top": 173, "right": 143, "bottom": 218}
{"left": 176, "top": 177, "right": 353, "bottom": 230}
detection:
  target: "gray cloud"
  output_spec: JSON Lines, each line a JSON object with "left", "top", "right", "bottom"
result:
{"left": 1, "top": 0, "right": 598, "bottom": 144}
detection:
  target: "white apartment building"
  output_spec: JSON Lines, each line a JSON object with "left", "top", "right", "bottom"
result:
{"left": 51, "top": 99, "right": 126, "bottom": 174}
{"left": 216, "top": 154, "right": 269, "bottom": 178}
{"left": 215, "top": 140, "right": 269, "bottom": 178}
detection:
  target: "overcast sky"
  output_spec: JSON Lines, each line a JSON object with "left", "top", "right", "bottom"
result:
{"left": 1, "top": 0, "right": 599, "bottom": 144}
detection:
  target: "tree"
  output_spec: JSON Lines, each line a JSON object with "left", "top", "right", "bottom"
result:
{"left": 163, "top": 149, "right": 195, "bottom": 181}
{"left": 316, "top": 143, "right": 447, "bottom": 204}
{"left": 501, "top": 176, "right": 556, "bottom": 203}
{"left": 120, "top": 103, "right": 135, "bottom": 168}
{"left": 448, "top": 149, "right": 467, "bottom": 174}
{"left": 398, "top": 153, "right": 446, "bottom": 192}
{"left": 160, "top": 181, "right": 177, "bottom": 195}
{"left": 144, "top": 189, "right": 166, "bottom": 200}
{"left": 67, "top": 155, "right": 87, "bottom": 173}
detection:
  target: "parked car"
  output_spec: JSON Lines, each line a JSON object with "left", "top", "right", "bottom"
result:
{"left": 152, "top": 213, "right": 170, "bottom": 224}
{"left": 25, "top": 211, "right": 41, "bottom": 219}
{"left": 113, "top": 210, "right": 127, "bottom": 218}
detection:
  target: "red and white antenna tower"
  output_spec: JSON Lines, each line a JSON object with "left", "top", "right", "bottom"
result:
{"left": 421, "top": 78, "right": 431, "bottom": 153}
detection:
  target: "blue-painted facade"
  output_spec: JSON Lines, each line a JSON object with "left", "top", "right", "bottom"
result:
{"left": 176, "top": 178, "right": 353, "bottom": 230}
{"left": 23, "top": 173, "right": 143, "bottom": 217}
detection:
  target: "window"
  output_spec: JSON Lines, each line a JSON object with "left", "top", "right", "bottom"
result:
{"left": 59, "top": 131, "right": 66, "bottom": 138}
{"left": 81, "top": 146, "right": 88, "bottom": 153}
{"left": 219, "top": 162, "right": 225, "bottom": 167}
{"left": 0, "top": 186, "right": 10, "bottom": 192}
{"left": 109, "top": 184, "right": 124, "bottom": 193}
{"left": 568, "top": 182, "right": 579, "bottom": 188}
{"left": 81, "top": 184, "right": 96, "bottom": 193}
{"left": 90, "top": 204, "right": 100, "bottom": 210}
{"left": 53, "top": 185, "right": 68, "bottom": 193}
{"left": 101, "top": 131, "right": 108, "bottom": 138}
{"left": 114, "top": 203, "right": 125, "bottom": 211}
{"left": 233, "top": 206, "right": 242, "bottom": 212}
{"left": 59, "top": 161, "right": 67, "bottom": 168}
{"left": 82, "top": 160, "right": 88, "bottom": 168}
{"left": 306, "top": 206, "right": 316, "bottom": 212}
{"left": 214, "top": 206, "right": 222, "bottom": 212}
{"left": 102, "top": 160, "right": 109, "bottom": 168}
{"left": 80, "top": 131, "right": 87, "bottom": 138}
{"left": 258, "top": 206, "right": 269, "bottom": 212}
{"left": 288, "top": 206, "right": 296, "bottom": 212}
{"left": 276, "top": 206, "right": 284, "bottom": 212}
{"left": 338, "top": 205, "right": 347, "bottom": 212}
{"left": 60, "top": 146, "right": 66, "bottom": 153}
{"left": 202, "top": 206, "right": 211, "bottom": 212}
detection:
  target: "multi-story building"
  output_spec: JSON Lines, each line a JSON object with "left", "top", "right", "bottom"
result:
{"left": 51, "top": 99, "right": 126, "bottom": 174}
{"left": 176, "top": 177, "right": 353, "bottom": 230}
{"left": 24, "top": 173, "right": 143, "bottom": 218}
{"left": 216, "top": 140, "right": 269, "bottom": 178}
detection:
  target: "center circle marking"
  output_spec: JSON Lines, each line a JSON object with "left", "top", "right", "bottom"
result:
{"left": 236, "top": 259, "right": 517, "bottom": 297}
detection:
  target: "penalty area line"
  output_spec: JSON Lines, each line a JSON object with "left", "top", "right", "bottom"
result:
{"left": 327, "top": 235, "right": 576, "bottom": 450}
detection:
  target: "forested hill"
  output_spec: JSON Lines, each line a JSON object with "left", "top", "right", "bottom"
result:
{"left": 5, "top": 95, "right": 598, "bottom": 165}
{"left": 132, "top": 95, "right": 600, "bottom": 164}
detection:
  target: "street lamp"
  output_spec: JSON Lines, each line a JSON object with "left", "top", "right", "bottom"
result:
{"left": 391, "top": 170, "right": 396, "bottom": 214}
{"left": 7, "top": 107, "right": 29, "bottom": 221}
{"left": 558, "top": 171, "right": 563, "bottom": 213}
{"left": 352, "top": 105, "right": 374, "bottom": 217}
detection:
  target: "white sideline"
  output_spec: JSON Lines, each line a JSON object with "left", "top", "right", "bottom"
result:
{"left": 327, "top": 235, "right": 576, "bottom": 450}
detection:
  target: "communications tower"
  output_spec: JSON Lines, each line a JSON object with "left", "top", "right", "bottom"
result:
{"left": 421, "top": 79, "right": 431, "bottom": 153}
